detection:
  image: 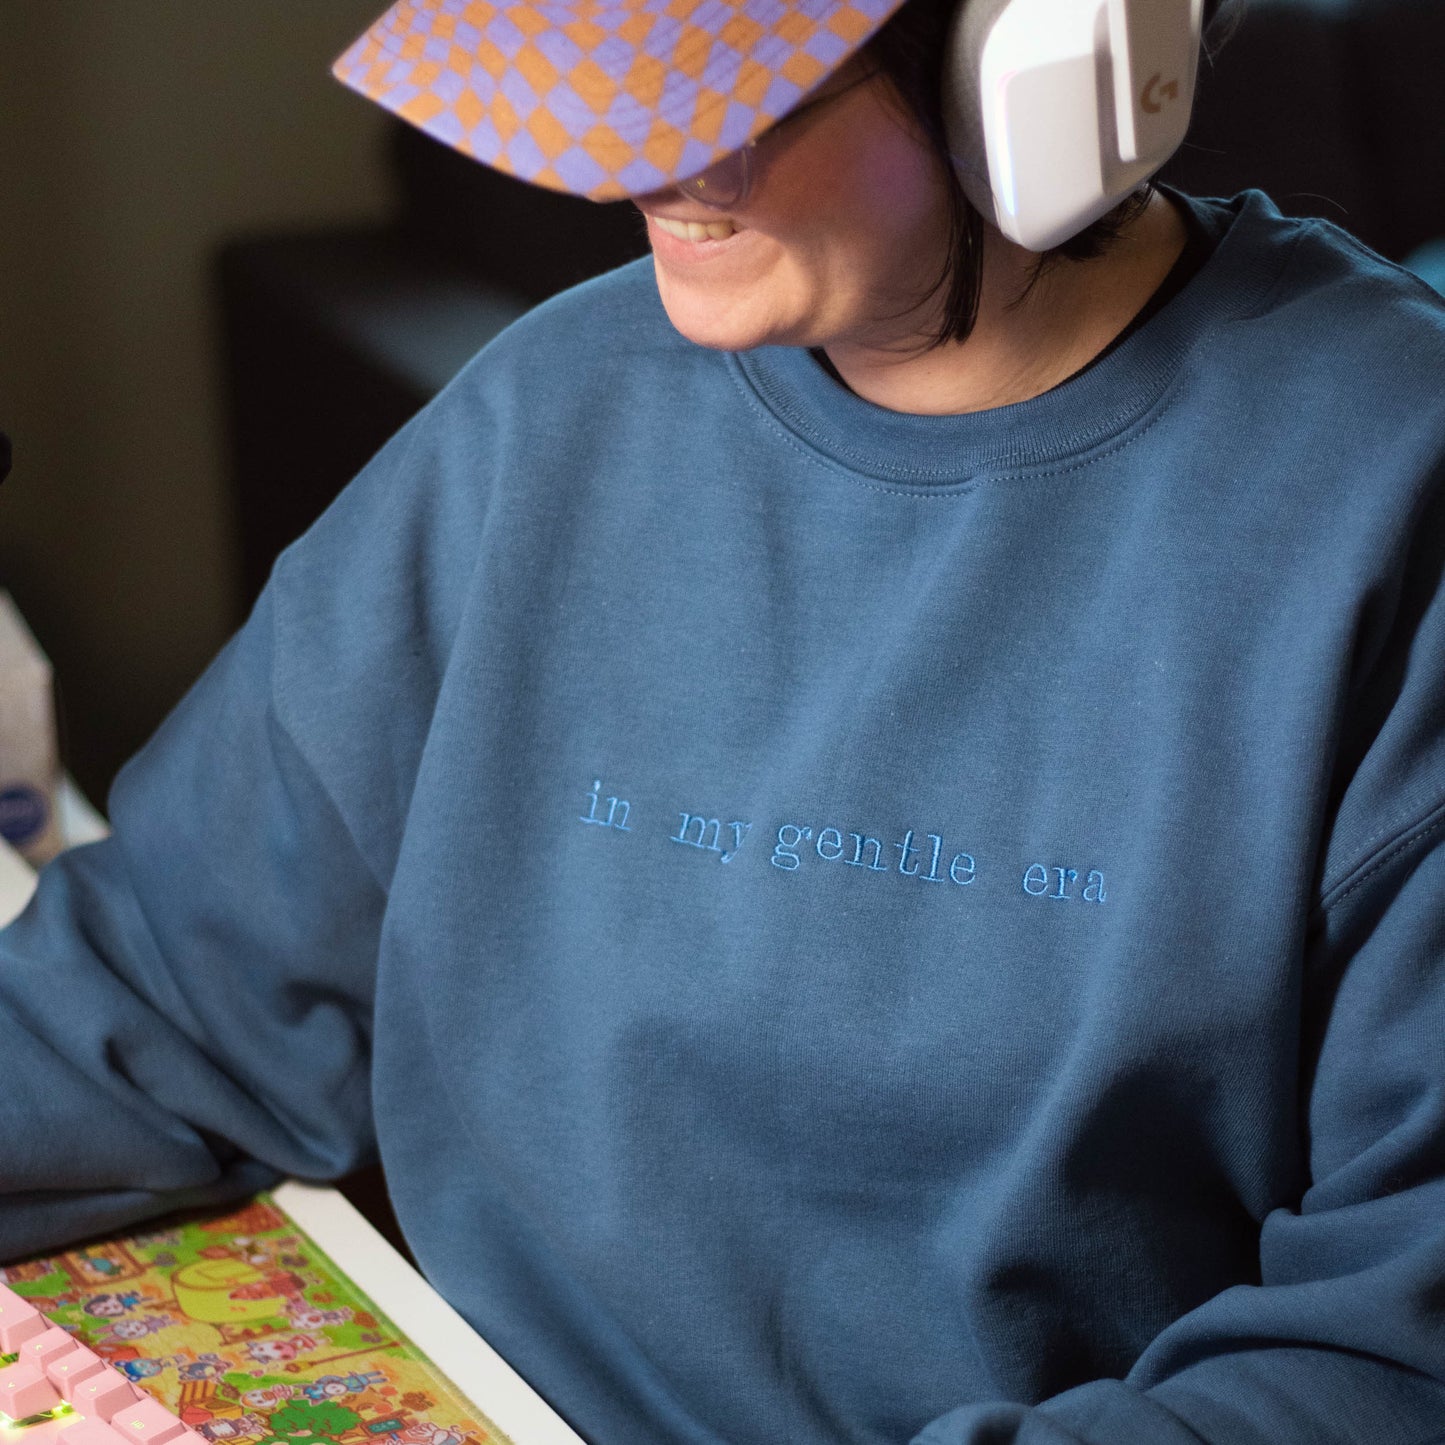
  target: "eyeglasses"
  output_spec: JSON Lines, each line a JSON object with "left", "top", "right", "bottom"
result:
{"left": 674, "top": 67, "right": 879, "bottom": 211}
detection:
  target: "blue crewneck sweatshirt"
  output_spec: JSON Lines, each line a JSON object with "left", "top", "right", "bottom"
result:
{"left": 4, "top": 191, "right": 1445, "bottom": 1444}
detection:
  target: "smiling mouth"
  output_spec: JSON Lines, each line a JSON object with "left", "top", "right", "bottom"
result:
{"left": 649, "top": 215, "right": 739, "bottom": 242}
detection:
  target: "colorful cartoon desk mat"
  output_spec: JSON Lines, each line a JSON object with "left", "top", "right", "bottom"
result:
{"left": 0, "top": 1193, "right": 512, "bottom": 1445}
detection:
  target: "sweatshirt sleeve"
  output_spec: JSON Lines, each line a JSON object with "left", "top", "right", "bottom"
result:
{"left": 911, "top": 808, "right": 1445, "bottom": 1443}
{"left": 0, "top": 586, "right": 386, "bottom": 1261}
{"left": 912, "top": 457, "right": 1445, "bottom": 1444}
{"left": 0, "top": 366, "right": 490, "bottom": 1263}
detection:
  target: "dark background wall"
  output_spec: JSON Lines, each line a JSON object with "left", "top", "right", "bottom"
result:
{"left": 0, "top": 1, "right": 395, "bottom": 802}
{"left": 3, "top": 0, "right": 1443, "bottom": 808}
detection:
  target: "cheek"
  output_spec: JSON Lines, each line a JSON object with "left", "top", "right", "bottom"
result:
{"left": 855, "top": 136, "right": 952, "bottom": 250}
{"left": 764, "top": 122, "right": 947, "bottom": 273}
{"left": 790, "top": 165, "right": 951, "bottom": 327}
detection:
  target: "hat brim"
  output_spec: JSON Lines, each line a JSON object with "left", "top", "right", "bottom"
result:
{"left": 334, "top": 0, "right": 904, "bottom": 201}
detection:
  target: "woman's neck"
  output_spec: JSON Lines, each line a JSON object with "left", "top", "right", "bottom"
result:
{"left": 822, "top": 190, "right": 1189, "bottom": 416}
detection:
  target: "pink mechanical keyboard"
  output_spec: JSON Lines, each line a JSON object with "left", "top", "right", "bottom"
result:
{"left": 0, "top": 1282, "right": 200, "bottom": 1445}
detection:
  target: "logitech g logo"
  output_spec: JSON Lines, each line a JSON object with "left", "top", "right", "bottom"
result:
{"left": 1141, "top": 73, "right": 1181, "bottom": 113}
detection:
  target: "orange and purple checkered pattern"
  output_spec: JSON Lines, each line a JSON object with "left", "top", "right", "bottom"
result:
{"left": 334, "top": 0, "right": 903, "bottom": 200}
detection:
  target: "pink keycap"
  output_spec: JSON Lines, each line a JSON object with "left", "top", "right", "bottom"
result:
{"left": 0, "top": 1283, "right": 46, "bottom": 1351}
{"left": 66, "top": 1367, "right": 138, "bottom": 1421}
{"left": 54, "top": 1420, "right": 129, "bottom": 1445}
{"left": 0, "top": 1358, "right": 62, "bottom": 1418}
{"left": 7, "top": 1422, "right": 69, "bottom": 1445}
{"left": 0, "top": 1280, "right": 33, "bottom": 1312}
{"left": 45, "top": 1341, "right": 106, "bottom": 1397}
{"left": 18, "top": 1326, "right": 80, "bottom": 1372}
{"left": 108, "top": 1398, "right": 187, "bottom": 1445}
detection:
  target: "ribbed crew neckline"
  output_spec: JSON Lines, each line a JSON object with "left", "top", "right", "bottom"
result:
{"left": 730, "top": 190, "right": 1295, "bottom": 487}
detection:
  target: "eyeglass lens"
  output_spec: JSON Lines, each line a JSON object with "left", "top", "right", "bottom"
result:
{"left": 676, "top": 147, "right": 753, "bottom": 210}
{"left": 670, "top": 67, "right": 878, "bottom": 212}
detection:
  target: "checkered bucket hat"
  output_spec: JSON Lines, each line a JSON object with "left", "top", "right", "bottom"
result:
{"left": 334, "top": 0, "right": 905, "bottom": 200}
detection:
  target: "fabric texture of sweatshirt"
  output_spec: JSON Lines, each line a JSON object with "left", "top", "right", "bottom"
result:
{"left": 3, "top": 191, "right": 1445, "bottom": 1444}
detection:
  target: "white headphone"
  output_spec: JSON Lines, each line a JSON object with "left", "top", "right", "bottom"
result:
{"left": 942, "top": 0, "right": 1205, "bottom": 250}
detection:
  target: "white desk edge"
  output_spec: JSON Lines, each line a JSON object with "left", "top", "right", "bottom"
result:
{"left": 274, "top": 1181, "right": 586, "bottom": 1445}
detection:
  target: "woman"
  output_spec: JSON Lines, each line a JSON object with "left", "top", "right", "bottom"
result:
{"left": 3, "top": 0, "right": 1444, "bottom": 1440}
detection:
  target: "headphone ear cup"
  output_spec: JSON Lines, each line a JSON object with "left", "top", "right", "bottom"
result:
{"left": 939, "top": 0, "right": 1202, "bottom": 251}
{"left": 940, "top": 0, "right": 1014, "bottom": 226}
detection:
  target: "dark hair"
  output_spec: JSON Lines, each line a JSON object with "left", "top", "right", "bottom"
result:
{"left": 861, "top": 0, "right": 1244, "bottom": 348}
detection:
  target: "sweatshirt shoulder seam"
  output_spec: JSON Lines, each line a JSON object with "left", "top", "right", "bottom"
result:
{"left": 1317, "top": 792, "right": 1445, "bottom": 914}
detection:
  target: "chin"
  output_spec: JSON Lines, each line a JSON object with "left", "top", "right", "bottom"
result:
{"left": 661, "top": 310, "right": 775, "bottom": 352}
{"left": 652, "top": 262, "right": 809, "bottom": 353}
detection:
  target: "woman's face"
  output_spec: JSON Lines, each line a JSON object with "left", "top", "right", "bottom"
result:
{"left": 634, "top": 64, "right": 955, "bottom": 356}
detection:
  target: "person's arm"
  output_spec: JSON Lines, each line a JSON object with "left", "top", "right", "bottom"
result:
{"left": 914, "top": 487, "right": 1445, "bottom": 1445}
{"left": 0, "top": 588, "right": 385, "bottom": 1258}
{"left": 0, "top": 362, "right": 492, "bottom": 1261}
{"left": 914, "top": 828, "right": 1445, "bottom": 1442}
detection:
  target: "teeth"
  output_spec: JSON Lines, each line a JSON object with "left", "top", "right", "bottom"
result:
{"left": 652, "top": 215, "right": 737, "bottom": 242}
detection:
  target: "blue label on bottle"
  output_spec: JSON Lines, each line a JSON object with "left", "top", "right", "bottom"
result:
{"left": 0, "top": 785, "right": 49, "bottom": 846}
